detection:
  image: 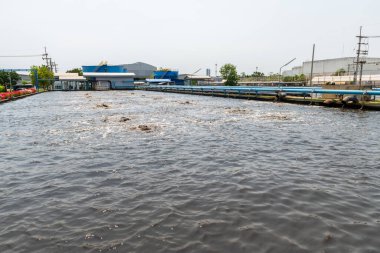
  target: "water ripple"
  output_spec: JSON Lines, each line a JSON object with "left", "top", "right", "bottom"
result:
{"left": 1, "top": 91, "right": 380, "bottom": 252}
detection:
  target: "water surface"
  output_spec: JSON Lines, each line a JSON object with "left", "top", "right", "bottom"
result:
{"left": 0, "top": 91, "right": 379, "bottom": 253}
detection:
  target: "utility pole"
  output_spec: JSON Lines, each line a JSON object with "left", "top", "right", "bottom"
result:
{"left": 359, "top": 61, "right": 364, "bottom": 87}
{"left": 42, "top": 46, "right": 49, "bottom": 68}
{"left": 310, "top": 44, "right": 315, "bottom": 86}
{"left": 48, "top": 58, "right": 54, "bottom": 72}
{"left": 353, "top": 26, "right": 362, "bottom": 85}
{"left": 52, "top": 62, "right": 58, "bottom": 73}
{"left": 353, "top": 26, "right": 368, "bottom": 85}
{"left": 352, "top": 27, "right": 380, "bottom": 86}
{"left": 42, "top": 47, "right": 56, "bottom": 72}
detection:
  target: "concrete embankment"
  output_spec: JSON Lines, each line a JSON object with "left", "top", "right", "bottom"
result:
{"left": 137, "top": 85, "right": 380, "bottom": 110}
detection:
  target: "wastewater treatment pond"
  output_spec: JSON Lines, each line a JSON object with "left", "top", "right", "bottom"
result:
{"left": 0, "top": 91, "right": 380, "bottom": 253}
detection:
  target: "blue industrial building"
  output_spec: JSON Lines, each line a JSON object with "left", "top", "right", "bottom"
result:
{"left": 82, "top": 63, "right": 211, "bottom": 88}
{"left": 151, "top": 70, "right": 184, "bottom": 85}
{"left": 82, "top": 64, "right": 135, "bottom": 90}
{"left": 154, "top": 70, "right": 178, "bottom": 80}
{"left": 82, "top": 65, "right": 126, "bottom": 73}
{"left": 149, "top": 70, "right": 212, "bottom": 85}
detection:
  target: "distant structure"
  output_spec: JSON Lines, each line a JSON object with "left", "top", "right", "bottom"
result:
{"left": 283, "top": 57, "right": 380, "bottom": 77}
{"left": 122, "top": 62, "right": 157, "bottom": 80}
{"left": 147, "top": 70, "right": 182, "bottom": 85}
{"left": 147, "top": 70, "right": 212, "bottom": 85}
{"left": 153, "top": 70, "right": 179, "bottom": 80}
{"left": 82, "top": 63, "right": 135, "bottom": 90}
{"left": 81, "top": 62, "right": 157, "bottom": 89}
{"left": 53, "top": 72, "right": 86, "bottom": 90}
{"left": 312, "top": 74, "right": 380, "bottom": 86}
{"left": 16, "top": 71, "right": 31, "bottom": 84}
{"left": 178, "top": 74, "right": 212, "bottom": 85}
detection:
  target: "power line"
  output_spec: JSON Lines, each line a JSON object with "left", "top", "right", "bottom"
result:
{"left": 2, "top": 47, "right": 59, "bottom": 74}
{"left": 42, "top": 47, "right": 58, "bottom": 72}
{"left": 0, "top": 54, "right": 43, "bottom": 58}
{"left": 42, "top": 47, "right": 50, "bottom": 69}
{"left": 353, "top": 26, "right": 380, "bottom": 86}
{"left": 1, "top": 47, "right": 59, "bottom": 77}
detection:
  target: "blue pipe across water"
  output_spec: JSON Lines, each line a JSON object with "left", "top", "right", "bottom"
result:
{"left": 145, "top": 85, "right": 380, "bottom": 96}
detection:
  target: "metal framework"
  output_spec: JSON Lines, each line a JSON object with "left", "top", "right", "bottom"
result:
{"left": 141, "top": 85, "right": 380, "bottom": 96}
{"left": 354, "top": 26, "right": 380, "bottom": 86}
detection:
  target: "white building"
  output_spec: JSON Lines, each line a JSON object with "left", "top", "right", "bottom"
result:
{"left": 283, "top": 57, "right": 380, "bottom": 77}
{"left": 312, "top": 74, "right": 380, "bottom": 86}
{"left": 53, "top": 72, "right": 87, "bottom": 90}
{"left": 178, "top": 74, "right": 212, "bottom": 85}
{"left": 14, "top": 71, "right": 31, "bottom": 84}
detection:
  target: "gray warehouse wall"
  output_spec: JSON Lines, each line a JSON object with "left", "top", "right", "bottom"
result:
{"left": 123, "top": 62, "right": 157, "bottom": 79}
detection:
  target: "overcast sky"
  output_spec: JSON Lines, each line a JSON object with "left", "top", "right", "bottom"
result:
{"left": 1, "top": 0, "right": 380, "bottom": 74}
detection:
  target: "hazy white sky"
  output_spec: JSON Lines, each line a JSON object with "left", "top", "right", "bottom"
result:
{"left": 1, "top": 0, "right": 380, "bottom": 74}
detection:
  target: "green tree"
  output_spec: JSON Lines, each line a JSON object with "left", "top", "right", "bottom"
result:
{"left": 283, "top": 76, "right": 293, "bottom": 82}
{"left": 267, "top": 73, "right": 280, "bottom": 81}
{"left": 66, "top": 68, "right": 83, "bottom": 76}
{"left": 220, "top": 64, "right": 239, "bottom": 86}
{"left": 283, "top": 74, "right": 306, "bottom": 82}
{"left": 333, "top": 68, "right": 346, "bottom": 76}
{"left": 252, "top": 71, "right": 264, "bottom": 77}
{"left": 0, "top": 71, "right": 21, "bottom": 86}
{"left": 30, "top": 65, "right": 54, "bottom": 90}
{"left": 298, "top": 74, "right": 306, "bottom": 82}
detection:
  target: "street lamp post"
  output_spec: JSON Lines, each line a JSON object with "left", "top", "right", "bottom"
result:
{"left": 279, "top": 58, "right": 296, "bottom": 83}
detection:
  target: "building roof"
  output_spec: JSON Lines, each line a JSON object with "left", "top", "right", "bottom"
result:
{"left": 16, "top": 71, "right": 30, "bottom": 76}
{"left": 54, "top": 72, "right": 79, "bottom": 77}
{"left": 59, "top": 76, "right": 86, "bottom": 81}
{"left": 179, "top": 74, "right": 212, "bottom": 80}
{"left": 83, "top": 72, "right": 135, "bottom": 77}
{"left": 146, "top": 79, "right": 172, "bottom": 83}
{"left": 123, "top": 62, "right": 157, "bottom": 69}
{"left": 54, "top": 72, "right": 86, "bottom": 81}
{"left": 305, "top": 57, "right": 380, "bottom": 64}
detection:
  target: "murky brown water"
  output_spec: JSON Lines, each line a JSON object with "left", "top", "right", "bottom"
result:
{"left": 1, "top": 91, "right": 380, "bottom": 253}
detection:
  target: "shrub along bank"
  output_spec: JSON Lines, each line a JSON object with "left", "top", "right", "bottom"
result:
{"left": 0, "top": 88, "right": 37, "bottom": 102}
